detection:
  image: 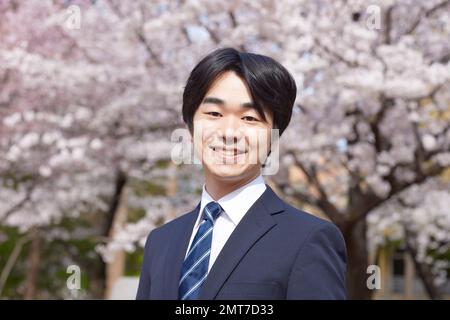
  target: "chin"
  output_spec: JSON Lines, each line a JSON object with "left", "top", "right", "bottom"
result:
{"left": 207, "top": 164, "right": 248, "bottom": 179}
{"left": 205, "top": 162, "right": 261, "bottom": 182}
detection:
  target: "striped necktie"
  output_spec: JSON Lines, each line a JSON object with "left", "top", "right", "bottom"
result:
{"left": 178, "top": 201, "right": 222, "bottom": 300}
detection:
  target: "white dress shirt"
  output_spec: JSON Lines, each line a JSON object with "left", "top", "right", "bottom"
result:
{"left": 185, "top": 174, "right": 267, "bottom": 272}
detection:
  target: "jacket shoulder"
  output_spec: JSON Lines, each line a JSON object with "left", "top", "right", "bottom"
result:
{"left": 276, "top": 200, "right": 343, "bottom": 240}
{"left": 146, "top": 207, "right": 198, "bottom": 240}
{"left": 283, "top": 201, "right": 333, "bottom": 226}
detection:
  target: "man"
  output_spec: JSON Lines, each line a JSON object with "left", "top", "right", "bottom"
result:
{"left": 136, "top": 48, "right": 347, "bottom": 300}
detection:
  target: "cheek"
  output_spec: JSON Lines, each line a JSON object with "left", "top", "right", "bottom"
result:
{"left": 193, "top": 119, "right": 215, "bottom": 144}
{"left": 243, "top": 127, "right": 271, "bottom": 150}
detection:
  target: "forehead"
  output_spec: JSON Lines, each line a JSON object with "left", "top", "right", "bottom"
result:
{"left": 204, "top": 71, "right": 253, "bottom": 102}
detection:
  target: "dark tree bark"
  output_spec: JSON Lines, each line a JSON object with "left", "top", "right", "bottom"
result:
{"left": 24, "top": 227, "right": 41, "bottom": 299}
{"left": 404, "top": 227, "right": 444, "bottom": 300}
{"left": 343, "top": 218, "right": 372, "bottom": 300}
{"left": 95, "top": 170, "right": 127, "bottom": 298}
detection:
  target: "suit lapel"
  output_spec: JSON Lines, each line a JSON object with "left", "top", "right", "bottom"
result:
{"left": 163, "top": 202, "right": 200, "bottom": 299}
{"left": 199, "top": 185, "right": 285, "bottom": 299}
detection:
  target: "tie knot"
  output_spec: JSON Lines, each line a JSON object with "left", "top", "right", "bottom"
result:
{"left": 203, "top": 201, "right": 222, "bottom": 223}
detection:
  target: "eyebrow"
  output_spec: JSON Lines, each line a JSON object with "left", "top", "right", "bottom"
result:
{"left": 202, "top": 96, "right": 255, "bottom": 109}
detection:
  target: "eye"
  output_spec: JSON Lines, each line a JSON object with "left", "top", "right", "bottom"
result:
{"left": 242, "top": 116, "right": 259, "bottom": 122}
{"left": 205, "top": 112, "right": 222, "bottom": 117}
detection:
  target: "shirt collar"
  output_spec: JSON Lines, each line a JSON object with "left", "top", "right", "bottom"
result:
{"left": 199, "top": 174, "right": 267, "bottom": 226}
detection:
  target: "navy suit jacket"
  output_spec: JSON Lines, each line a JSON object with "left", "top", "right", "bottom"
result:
{"left": 136, "top": 185, "right": 347, "bottom": 299}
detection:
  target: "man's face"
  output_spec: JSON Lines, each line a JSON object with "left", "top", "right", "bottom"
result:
{"left": 192, "top": 71, "right": 273, "bottom": 182}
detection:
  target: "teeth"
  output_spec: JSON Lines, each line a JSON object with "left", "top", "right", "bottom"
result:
{"left": 210, "top": 146, "right": 246, "bottom": 155}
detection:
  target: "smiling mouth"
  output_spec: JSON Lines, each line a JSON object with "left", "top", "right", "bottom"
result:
{"left": 209, "top": 146, "right": 247, "bottom": 156}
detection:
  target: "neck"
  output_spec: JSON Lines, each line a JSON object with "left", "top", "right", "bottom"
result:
{"left": 204, "top": 171, "right": 261, "bottom": 200}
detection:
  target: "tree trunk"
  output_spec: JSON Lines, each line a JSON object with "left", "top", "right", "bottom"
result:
{"left": 343, "top": 218, "right": 373, "bottom": 299}
{"left": 105, "top": 184, "right": 129, "bottom": 299}
{"left": 24, "top": 227, "right": 40, "bottom": 299}
{"left": 97, "top": 170, "right": 127, "bottom": 298}
{"left": 404, "top": 229, "right": 443, "bottom": 300}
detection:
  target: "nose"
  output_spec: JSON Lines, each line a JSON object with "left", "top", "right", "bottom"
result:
{"left": 220, "top": 116, "right": 244, "bottom": 146}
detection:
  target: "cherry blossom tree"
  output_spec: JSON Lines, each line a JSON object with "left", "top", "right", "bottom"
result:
{"left": 1, "top": 0, "right": 449, "bottom": 299}
{"left": 0, "top": 0, "right": 187, "bottom": 297}
{"left": 270, "top": 0, "right": 450, "bottom": 298}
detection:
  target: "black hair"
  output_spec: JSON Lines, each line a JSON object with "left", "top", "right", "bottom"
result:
{"left": 182, "top": 47, "right": 297, "bottom": 136}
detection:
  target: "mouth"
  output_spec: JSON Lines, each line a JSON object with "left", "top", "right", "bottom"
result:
{"left": 209, "top": 145, "right": 247, "bottom": 157}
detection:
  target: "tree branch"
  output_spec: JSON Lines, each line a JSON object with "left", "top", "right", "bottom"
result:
{"left": 383, "top": 5, "right": 394, "bottom": 45}
{"left": 106, "top": 0, "right": 163, "bottom": 67}
{"left": 348, "top": 159, "right": 446, "bottom": 228}
{"left": 313, "top": 38, "right": 358, "bottom": 68}
{"left": 0, "top": 183, "right": 35, "bottom": 224}
{"left": 370, "top": 96, "right": 393, "bottom": 153}
{"left": 402, "top": 0, "right": 450, "bottom": 37}
{"left": 397, "top": 197, "right": 445, "bottom": 299}
{"left": 0, "top": 234, "right": 31, "bottom": 297}
{"left": 287, "top": 151, "right": 345, "bottom": 226}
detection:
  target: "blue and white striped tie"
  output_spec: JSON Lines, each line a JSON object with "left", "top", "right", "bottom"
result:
{"left": 179, "top": 201, "right": 222, "bottom": 300}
